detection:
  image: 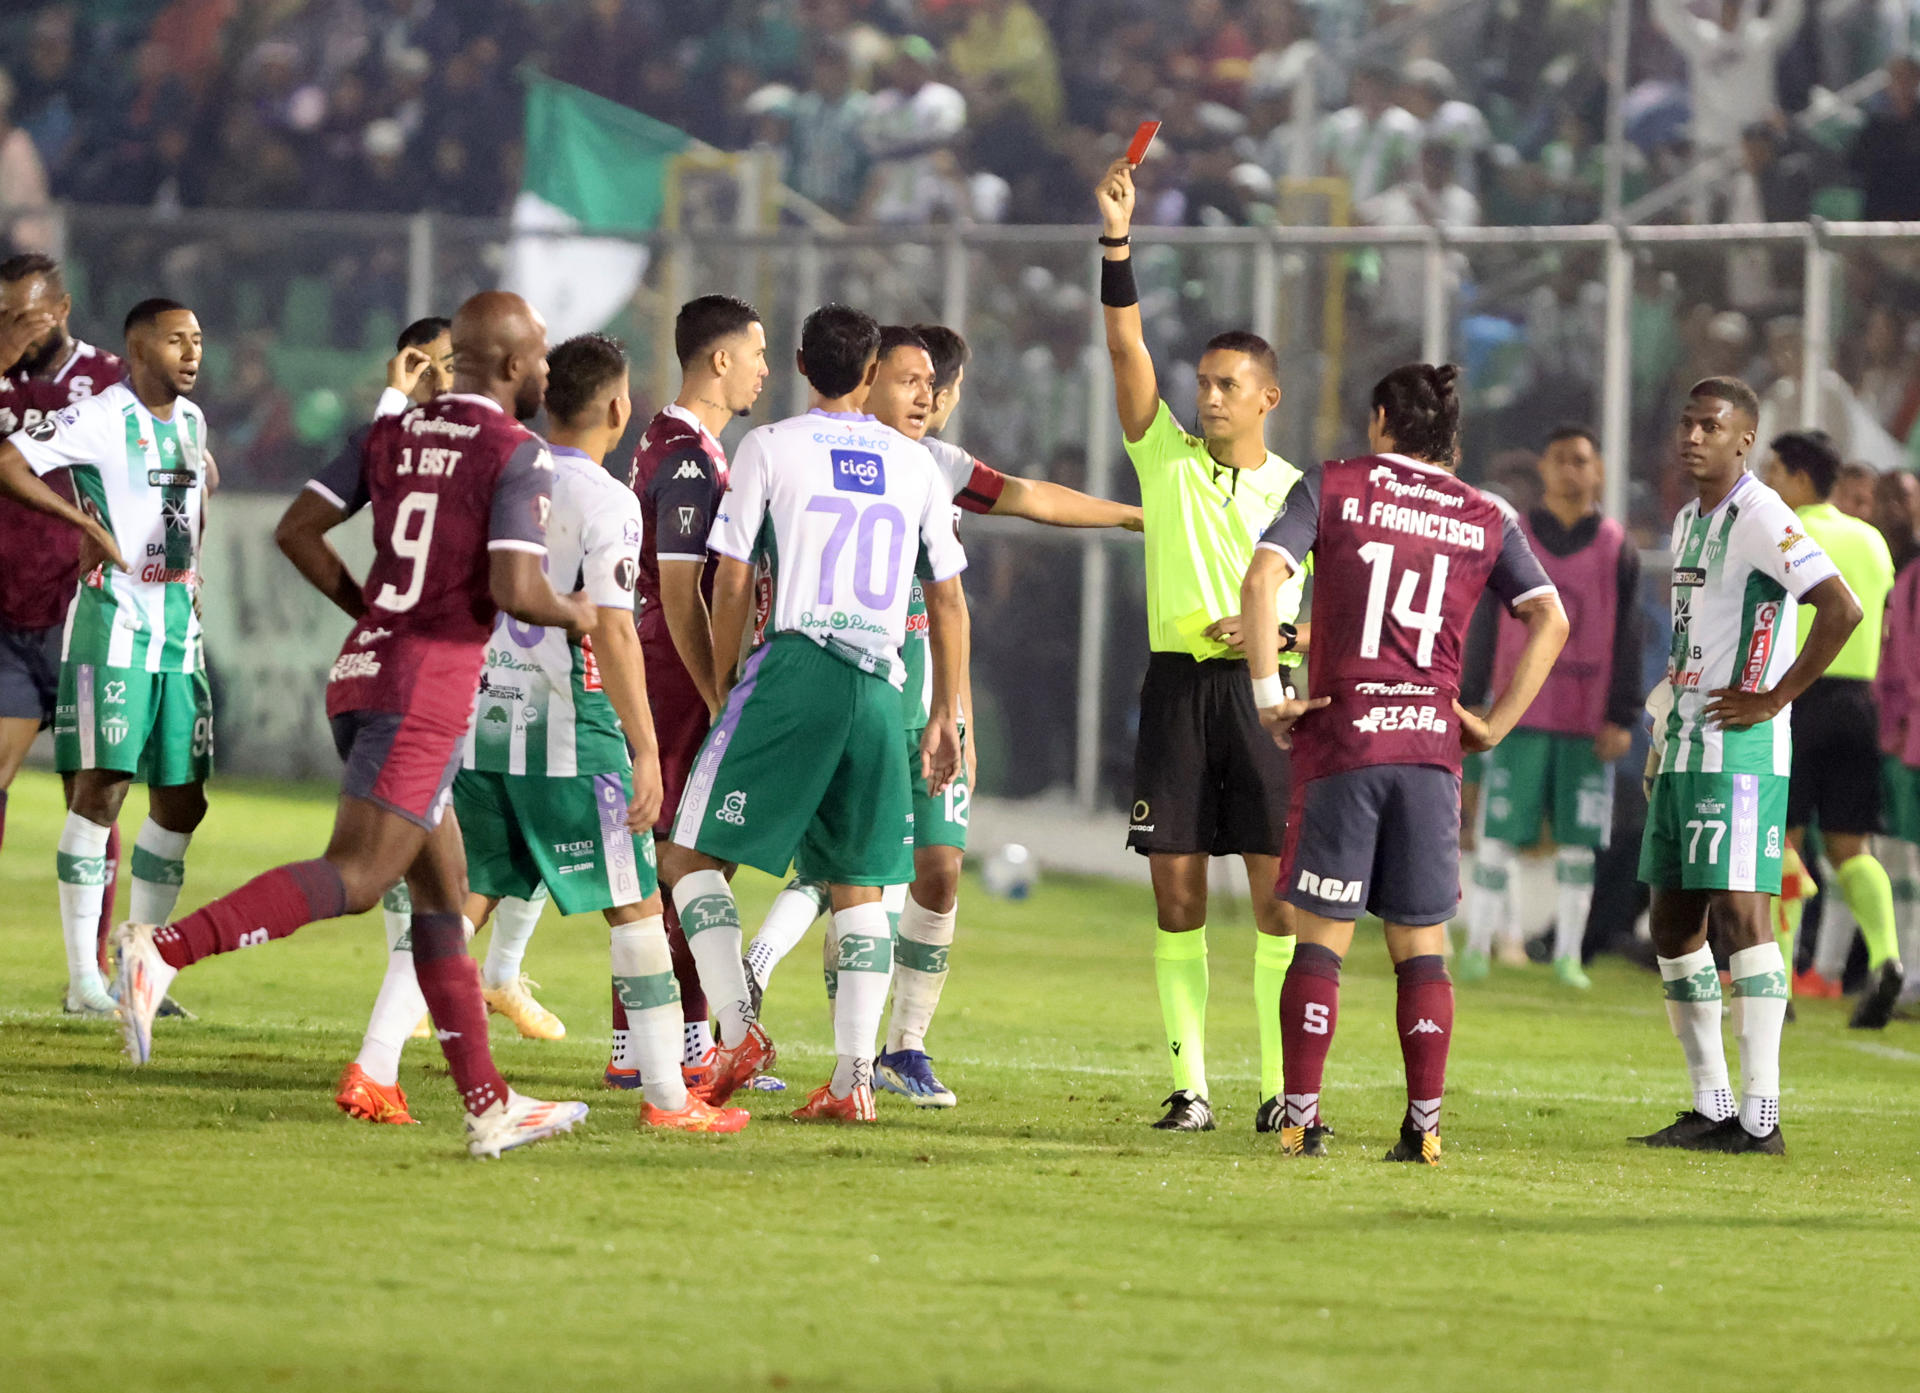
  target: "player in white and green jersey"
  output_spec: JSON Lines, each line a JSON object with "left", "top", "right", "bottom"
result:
{"left": 1634, "top": 377, "right": 1861, "bottom": 1158}
{"left": 744, "top": 323, "right": 1142, "bottom": 1108}
{"left": 0, "top": 298, "right": 212, "bottom": 1017}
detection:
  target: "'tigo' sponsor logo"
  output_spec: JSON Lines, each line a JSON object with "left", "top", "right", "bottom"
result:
{"left": 831, "top": 450, "right": 885, "bottom": 495}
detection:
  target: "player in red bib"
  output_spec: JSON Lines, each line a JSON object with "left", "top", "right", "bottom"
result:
{"left": 1240, "top": 364, "right": 1568, "bottom": 1163}
{"left": 609, "top": 294, "right": 769, "bottom": 1093}
{"left": 0, "top": 253, "right": 130, "bottom": 1012}
{"left": 111, "top": 292, "right": 598, "bottom": 1159}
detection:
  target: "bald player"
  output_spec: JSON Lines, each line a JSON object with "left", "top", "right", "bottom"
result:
{"left": 112, "top": 292, "right": 597, "bottom": 1159}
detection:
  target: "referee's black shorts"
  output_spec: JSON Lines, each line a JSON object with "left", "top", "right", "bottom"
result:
{"left": 1128, "top": 652, "right": 1291, "bottom": 858}
{"left": 1787, "top": 676, "right": 1881, "bottom": 835}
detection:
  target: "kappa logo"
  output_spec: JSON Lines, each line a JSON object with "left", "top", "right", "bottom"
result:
{"left": 102, "top": 680, "right": 127, "bottom": 704}
{"left": 673, "top": 460, "right": 706, "bottom": 481}
{"left": 237, "top": 927, "right": 269, "bottom": 948}
{"left": 1296, "top": 870, "right": 1363, "bottom": 904}
{"left": 717, "top": 790, "right": 748, "bottom": 825}
{"left": 434, "top": 1027, "right": 461, "bottom": 1042}
{"left": 1405, "top": 1019, "right": 1445, "bottom": 1035}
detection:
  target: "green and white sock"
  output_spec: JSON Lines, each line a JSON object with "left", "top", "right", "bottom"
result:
{"left": 128, "top": 819, "right": 191, "bottom": 926}
{"left": 886, "top": 890, "right": 955, "bottom": 1054}
{"left": 1658, "top": 945, "right": 1735, "bottom": 1121}
{"left": 1154, "top": 926, "right": 1209, "bottom": 1098}
{"left": 1729, "top": 941, "right": 1788, "bottom": 1136}
{"left": 1253, "top": 932, "right": 1295, "bottom": 1101}
{"left": 672, "top": 870, "right": 753, "bottom": 1048}
{"left": 831, "top": 901, "right": 893, "bottom": 1096}
{"left": 356, "top": 893, "right": 425, "bottom": 1088}
{"left": 612, "top": 915, "right": 686, "bottom": 1112}
{"left": 1553, "top": 846, "right": 1594, "bottom": 963}
{"left": 1465, "top": 841, "right": 1514, "bottom": 955}
{"left": 1836, "top": 852, "right": 1899, "bottom": 971}
{"left": 56, "top": 812, "right": 112, "bottom": 996}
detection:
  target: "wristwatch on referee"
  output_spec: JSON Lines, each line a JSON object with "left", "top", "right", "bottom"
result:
{"left": 1277, "top": 623, "right": 1299, "bottom": 655}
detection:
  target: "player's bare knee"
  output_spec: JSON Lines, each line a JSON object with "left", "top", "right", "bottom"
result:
{"left": 150, "top": 782, "right": 207, "bottom": 832}
{"left": 68, "top": 770, "right": 130, "bottom": 825}
{"left": 912, "top": 849, "right": 962, "bottom": 912}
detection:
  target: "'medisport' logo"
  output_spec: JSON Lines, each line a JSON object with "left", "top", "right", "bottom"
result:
{"left": 1740, "top": 601, "right": 1779, "bottom": 690}
{"left": 830, "top": 449, "right": 885, "bottom": 495}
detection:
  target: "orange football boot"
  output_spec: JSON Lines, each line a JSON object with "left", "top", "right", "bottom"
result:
{"left": 335, "top": 1063, "right": 419, "bottom": 1124}
{"left": 1796, "top": 969, "right": 1843, "bottom": 1000}
{"left": 702, "top": 1023, "right": 775, "bottom": 1106}
{"left": 791, "top": 1080, "right": 876, "bottom": 1122}
{"left": 641, "top": 1094, "right": 750, "bottom": 1133}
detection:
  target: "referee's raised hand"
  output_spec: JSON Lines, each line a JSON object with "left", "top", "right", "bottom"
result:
{"left": 1096, "top": 157, "right": 1135, "bottom": 235}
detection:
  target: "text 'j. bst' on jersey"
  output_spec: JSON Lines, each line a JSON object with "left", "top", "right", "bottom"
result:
{"left": 707, "top": 408, "right": 967, "bottom": 691}
{"left": 304, "top": 392, "right": 553, "bottom": 720}
{"left": 1256, "top": 452, "right": 1557, "bottom": 781}
{"left": 1657, "top": 471, "right": 1841, "bottom": 777}
{"left": 8, "top": 380, "right": 208, "bottom": 673}
{"left": 465, "top": 444, "right": 642, "bottom": 778}
{"left": 1124, "top": 399, "right": 1305, "bottom": 661}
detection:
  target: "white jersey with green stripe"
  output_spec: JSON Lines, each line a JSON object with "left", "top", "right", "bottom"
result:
{"left": 8, "top": 382, "right": 208, "bottom": 673}
{"left": 1659, "top": 471, "right": 1839, "bottom": 776}
{"left": 464, "top": 448, "right": 642, "bottom": 777}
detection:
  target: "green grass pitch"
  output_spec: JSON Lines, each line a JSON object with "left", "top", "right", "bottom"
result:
{"left": 3, "top": 769, "right": 1918, "bottom": 1392}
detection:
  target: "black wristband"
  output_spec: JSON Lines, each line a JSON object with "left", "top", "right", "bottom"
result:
{"left": 1100, "top": 255, "right": 1139, "bottom": 308}
{"left": 1098, "top": 233, "right": 1130, "bottom": 247}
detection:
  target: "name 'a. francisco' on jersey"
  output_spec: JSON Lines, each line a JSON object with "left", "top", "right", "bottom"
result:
{"left": 1256, "top": 452, "right": 1557, "bottom": 780}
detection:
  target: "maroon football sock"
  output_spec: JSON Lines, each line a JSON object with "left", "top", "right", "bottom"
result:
{"left": 610, "top": 980, "right": 629, "bottom": 1036}
{"left": 1394, "top": 954, "right": 1453, "bottom": 1133}
{"left": 94, "top": 822, "right": 120, "bottom": 976}
{"left": 666, "top": 899, "right": 707, "bottom": 1024}
{"left": 1279, "top": 943, "right": 1343, "bottom": 1126}
{"left": 156, "top": 859, "right": 347, "bottom": 968}
{"left": 411, "top": 912, "right": 509, "bottom": 1114}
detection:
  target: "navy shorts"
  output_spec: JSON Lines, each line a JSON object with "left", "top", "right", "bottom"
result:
{"left": 1278, "top": 764, "right": 1462, "bottom": 926}
{"left": 331, "top": 708, "right": 467, "bottom": 831}
{"left": 0, "top": 622, "right": 62, "bottom": 724}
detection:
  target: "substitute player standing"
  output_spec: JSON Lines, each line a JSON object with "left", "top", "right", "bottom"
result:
{"left": 1631, "top": 379, "right": 1859, "bottom": 1156}
{"left": 659, "top": 304, "right": 967, "bottom": 1119}
{"left": 1761, "top": 430, "right": 1903, "bottom": 1028}
{"left": 0, "top": 254, "right": 128, "bottom": 1012}
{"left": 0, "top": 298, "right": 215, "bottom": 1022}
{"left": 1096, "top": 156, "right": 1307, "bottom": 1133}
{"left": 1461, "top": 426, "right": 1643, "bottom": 989}
{"left": 609, "top": 294, "right": 770, "bottom": 1093}
{"left": 113, "top": 291, "right": 596, "bottom": 1159}
{"left": 1242, "top": 364, "right": 1569, "bottom": 1164}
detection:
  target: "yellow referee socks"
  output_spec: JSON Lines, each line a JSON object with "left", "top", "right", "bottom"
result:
{"left": 1837, "top": 853, "right": 1900, "bottom": 970}
{"left": 1253, "top": 932, "right": 1296, "bottom": 1101}
{"left": 1154, "top": 927, "right": 1209, "bottom": 1097}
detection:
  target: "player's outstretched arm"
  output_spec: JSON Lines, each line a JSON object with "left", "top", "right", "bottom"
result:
{"left": 1096, "top": 157, "right": 1159, "bottom": 444}
{"left": 659, "top": 560, "right": 722, "bottom": 715}
{"left": 0, "top": 439, "right": 126, "bottom": 570}
{"left": 992, "top": 474, "right": 1143, "bottom": 530}
{"left": 275, "top": 489, "right": 365, "bottom": 620}
{"left": 1704, "top": 574, "right": 1861, "bottom": 730}
{"left": 1455, "top": 593, "right": 1570, "bottom": 752}
{"left": 921, "top": 574, "right": 967, "bottom": 794}
{"left": 707, "top": 556, "right": 758, "bottom": 706}
{"left": 591, "top": 608, "right": 664, "bottom": 831}
{"left": 490, "top": 549, "right": 597, "bottom": 636}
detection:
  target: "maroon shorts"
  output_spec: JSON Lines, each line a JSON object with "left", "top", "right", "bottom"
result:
{"left": 643, "top": 634, "right": 713, "bottom": 836}
{"left": 331, "top": 708, "right": 468, "bottom": 831}
{"left": 1278, "top": 764, "right": 1462, "bottom": 926}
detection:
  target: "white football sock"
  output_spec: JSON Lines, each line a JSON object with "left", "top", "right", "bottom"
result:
{"left": 672, "top": 870, "right": 753, "bottom": 1047}
{"left": 1812, "top": 856, "right": 1857, "bottom": 979}
{"left": 1553, "top": 846, "right": 1594, "bottom": 963}
{"left": 355, "top": 906, "right": 424, "bottom": 1088}
{"left": 482, "top": 889, "right": 547, "bottom": 988}
{"left": 683, "top": 1018, "right": 713, "bottom": 1066}
{"left": 830, "top": 900, "right": 893, "bottom": 1097}
{"left": 746, "top": 878, "right": 828, "bottom": 988}
{"left": 1658, "top": 946, "right": 1735, "bottom": 1121}
{"left": 56, "top": 813, "right": 112, "bottom": 995}
{"left": 886, "top": 889, "right": 956, "bottom": 1054}
{"left": 611, "top": 915, "right": 687, "bottom": 1113}
{"left": 128, "top": 819, "right": 191, "bottom": 926}
{"left": 1729, "top": 941, "right": 1787, "bottom": 1136}
{"left": 1465, "top": 838, "right": 1514, "bottom": 954}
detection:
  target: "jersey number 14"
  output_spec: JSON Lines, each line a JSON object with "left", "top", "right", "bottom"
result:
{"left": 1357, "top": 541, "right": 1449, "bottom": 669}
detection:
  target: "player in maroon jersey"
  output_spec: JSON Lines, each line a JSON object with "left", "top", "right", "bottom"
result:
{"left": 0, "top": 253, "right": 131, "bottom": 1014}
{"left": 1239, "top": 364, "right": 1568, "bottom": 1164}
{"left": 607, "top": 294, "right": 769, "bottom": 1093}
{"left": 111, "top": 292, "right": 599, "bottom": 1158}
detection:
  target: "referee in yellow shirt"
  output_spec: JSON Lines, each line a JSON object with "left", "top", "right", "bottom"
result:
{"left": 1763, "top": 430, "right": 1904, "bottom": 1027}
{"left": 1096, "top": 157, "right": 1307, "bottom": 1132}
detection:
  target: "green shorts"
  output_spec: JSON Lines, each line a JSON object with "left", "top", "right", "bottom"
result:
{"left": 1883, "top": 756, "right": 1920, "bottom": 845}
{"left": 1480, "top": 728, "right": 1613, "bottom": 850}
{"left": 908, "top": 723, "right": 970, "bottom": 853}
{"left": 455, "top": 767, "right": 658, "bottom": 917}
{"left": 54, "top": 662, "right": 212, "bottom": 785}
{"left": 673, "top": 636, "right": 913, "bottom": 886}
{"left": 1639, "top": 770, "right": 1787, "bottom": 894}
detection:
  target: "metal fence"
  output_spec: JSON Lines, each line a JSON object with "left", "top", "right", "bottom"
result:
{"left": 43, "top": 206, "right": 1920, "bottom": 802}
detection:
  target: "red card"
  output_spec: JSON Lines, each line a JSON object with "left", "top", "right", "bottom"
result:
{"left": 1126, "top": 120, "right": 1161, "bottom": 166}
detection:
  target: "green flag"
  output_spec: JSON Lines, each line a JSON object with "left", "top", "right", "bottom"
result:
{"left": 506, "top": 75, "right": 691, "bottom": 338}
